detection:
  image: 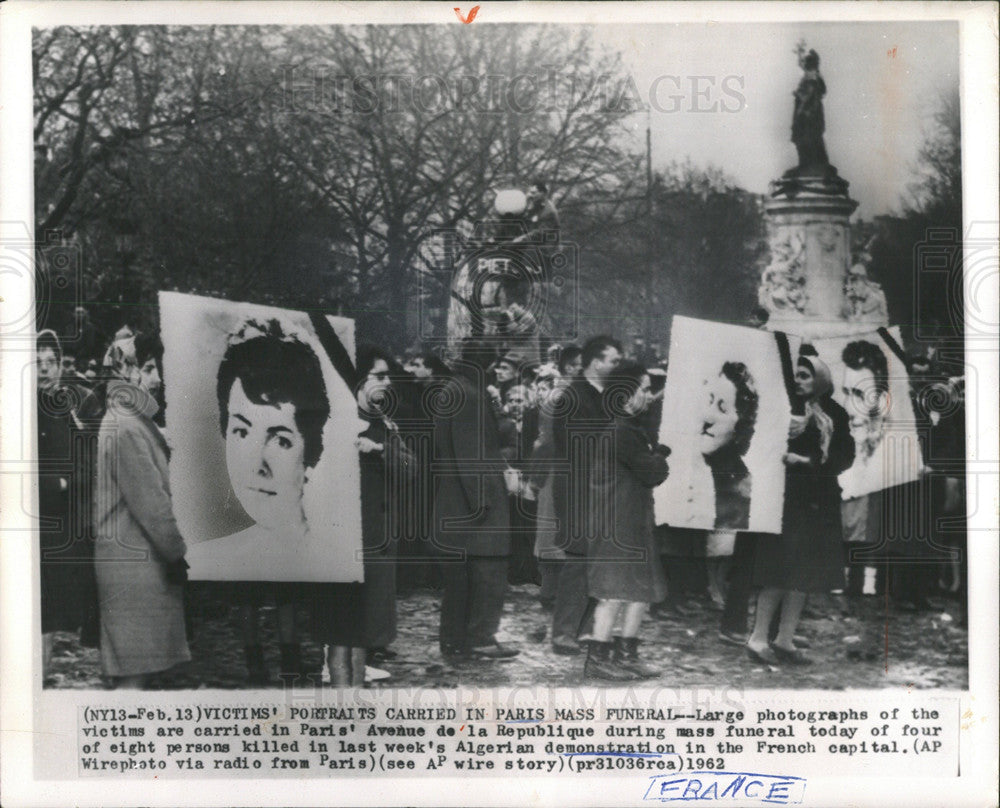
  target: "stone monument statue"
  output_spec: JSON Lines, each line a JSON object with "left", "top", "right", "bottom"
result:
{"left": 774, "top": 43, "right": 849, "bottom": 198}
{"left": 758, "top": 42, "right": 887, "bottom": 338}
{"left": 791, "top": 46, "right": 829, "bottom": 173}
{"left": 842, "top": 254, "right": 889, "bottom": 324}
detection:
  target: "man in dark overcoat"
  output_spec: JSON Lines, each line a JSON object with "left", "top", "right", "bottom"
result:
{"left": 432, "top": 339, "right": 518, "bottom": 661}
{"left": 546, "top": 335, "right": 623, "bottom": 654}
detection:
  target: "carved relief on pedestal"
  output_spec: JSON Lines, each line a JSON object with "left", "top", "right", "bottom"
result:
{"left": 842, "top": 260, "right": 888, "bottom": 323}
{"left": 816, "top": 223, "right": 845, "bottom": 267}
{"left": 759, "top": 228, "right": 808, "bottom": 315}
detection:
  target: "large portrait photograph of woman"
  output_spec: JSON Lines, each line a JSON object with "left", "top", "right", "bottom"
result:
{"left": 159, "top": 292, "right": 364, "bottom": 582}
{"left": 654, "top": 316, "right": 799, "bottom": 534}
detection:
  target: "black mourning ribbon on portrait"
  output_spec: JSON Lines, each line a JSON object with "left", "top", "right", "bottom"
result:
{"left": 773, "top": 330, "right": 797, "bottom": 404}
{"left": 308, "top": 312, "right": 358, "bottom": 391}
{"left": 876, "top": 326, "right": 908, "bottom": 366}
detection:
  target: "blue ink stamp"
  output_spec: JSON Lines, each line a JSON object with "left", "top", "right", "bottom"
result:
{"left": 644, "top": 772, "right": 807, "bottom": 804}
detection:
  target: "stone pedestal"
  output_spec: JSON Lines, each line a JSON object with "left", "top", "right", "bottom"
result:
{"left": 758, "top": 180, "right": 888, "bottom": 340}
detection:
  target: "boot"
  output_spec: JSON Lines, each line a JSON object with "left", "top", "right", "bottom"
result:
{"left": 584, "top": 640, "right": 641, "bottom": 682}
{"left": 279, "top": 643, "right": 304, "bottom": 680}
{"left": 244, "top": 644, "right": 270, "bottom": 686}
{"left": 613, "top": 636, "right": 659, "bottom": 679}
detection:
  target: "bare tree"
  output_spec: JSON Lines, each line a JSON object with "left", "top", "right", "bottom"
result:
{"left": 278, "top": 24, "right": 638, "bottom": 346}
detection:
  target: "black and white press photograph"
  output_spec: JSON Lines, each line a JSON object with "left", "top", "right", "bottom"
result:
{"left": 16, "top": 13, "right": 982, "bottom": 699}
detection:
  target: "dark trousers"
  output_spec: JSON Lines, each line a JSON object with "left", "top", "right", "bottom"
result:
{"left": 439, "top": 555, "right": 508, "bottom": 652}
{"left": 720, "top": 532, "right": 759, "bottom": 635}
{"left": 888, "top": 561, "right": 936, "bottom": 604}
{"left": 538, "top": 558, "right": 561, "bottom": 605}
{"left": 362, "top": 554, "right": 397, "bottom": 649}
{"left": 551, "top": 552, "right": 589, "bottom": 644}
{"left": 508, "top": 496, "right": 540, "bottom": 585}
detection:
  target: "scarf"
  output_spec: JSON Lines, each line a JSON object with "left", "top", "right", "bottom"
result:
{"left": 791, "top": 355, "right": 835, "bottom": 464}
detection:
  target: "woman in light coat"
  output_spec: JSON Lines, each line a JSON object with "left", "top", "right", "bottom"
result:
{"left": 94, "top": 333, "right": 189, "bottom": 688}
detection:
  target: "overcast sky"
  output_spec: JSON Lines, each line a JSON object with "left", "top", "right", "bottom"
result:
{"left": 593, "top": 22, "right": 960, "bottom": 219}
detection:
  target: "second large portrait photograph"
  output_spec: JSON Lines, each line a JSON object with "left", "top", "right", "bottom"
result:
{"left": 654, "top": 316, "right": 799, "bottom": 534}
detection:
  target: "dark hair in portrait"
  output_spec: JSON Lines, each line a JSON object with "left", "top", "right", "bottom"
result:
{"left": 720, "top": 360, "right": 759, "bottom": 457}
{"left": 842, "top": 340, "right": 889, "bottom": 396}
{"left": 217, "top": 320, "right": 330, "bottom": 469}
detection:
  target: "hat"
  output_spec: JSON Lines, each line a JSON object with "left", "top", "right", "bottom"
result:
{"left": 797, "top": 354, "right": 833, "bottom": 399}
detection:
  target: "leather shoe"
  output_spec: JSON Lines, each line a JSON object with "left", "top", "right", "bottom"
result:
{"left": 367, "top": 647, "right": 398, "bottom": 664}
{"left": 552, "top": 642, "right": 582, "bottom": 656}
{"left": 469, "top": 643, "right": 520, "bottom": 660}
{"left": 441, "top": 645, "right": 469, "bottom": 664}
{"left": 746, "top": 645, "right": 780, "bottom": 665}
{"left": 770, "top": 644, "right": 813, "bottom": 665}
{"left": 718, "top": 630, "right": 747, "bottom": 647}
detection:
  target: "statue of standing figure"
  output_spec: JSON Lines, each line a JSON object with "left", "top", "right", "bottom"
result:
{"left": 776, "top": 42, "right": 849, "bottom": 195}
{"left": 791, "top": 46, "right": 829, "bottom": 172}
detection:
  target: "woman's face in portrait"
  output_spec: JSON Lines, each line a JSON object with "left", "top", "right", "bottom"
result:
{"left": 795, "top": 364, "right": 817, "bottom": 399}
{"left": 225, "top": 378, "right": 307, "bottom": 529}
{"left": 700, "top": 373, "right": 739, "bottom": 457}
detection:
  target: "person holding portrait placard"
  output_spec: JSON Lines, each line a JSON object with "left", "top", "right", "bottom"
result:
{"left": 584, "top": 361, "right": 670, "bottom": 681}
{"left": 747, "top": 349, "right": 854, "bottom": 666}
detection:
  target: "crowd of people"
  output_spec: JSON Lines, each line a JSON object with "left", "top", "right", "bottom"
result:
{"left": 36, "top": 308, "right": 966, "bottom": 688}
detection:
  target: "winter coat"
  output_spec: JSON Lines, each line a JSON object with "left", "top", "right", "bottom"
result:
{"left": 587, "top": 417, "right": 669, "bottom": 602}
{"left": 93, "top": 381, "right": 189, "bottom": 677}
{"left": 543, "top": 377, "right": 616, "bottom": 556}
{"left": 37, "top": 382, "right": 102, "bottom": 634}
{"left": 431, "top": 371, "right": 510, "bottom": 557}
{"left": 754, "top": 396, "right": 854, "bottom": 592}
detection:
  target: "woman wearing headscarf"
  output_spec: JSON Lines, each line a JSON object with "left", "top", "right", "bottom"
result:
{"left": 584, "top": 360, "right": 670, "bottom": 680}
{"left": 746, "top": 349, "right": 854, "bottom": 665}
{"left": 94, "top": 332, "right": 189, "bottom": 687}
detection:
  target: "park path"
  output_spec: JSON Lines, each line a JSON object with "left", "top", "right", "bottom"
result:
{"left": 46, "top": 584, "right": 967, "bottom": 692}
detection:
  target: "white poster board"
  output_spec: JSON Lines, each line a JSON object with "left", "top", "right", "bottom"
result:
{"left": 655, "top": 316, "right": 798, "bottom": 534}
{"left": 160, "top": 291, "right": 364, "bottom": 582}
{"left": 812, "top": 327, "right": 923, "bottom": 499}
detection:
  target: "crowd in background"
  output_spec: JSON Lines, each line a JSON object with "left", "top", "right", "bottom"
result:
{"left": 36, "top": 306, "right": 967, "bottom": 687}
